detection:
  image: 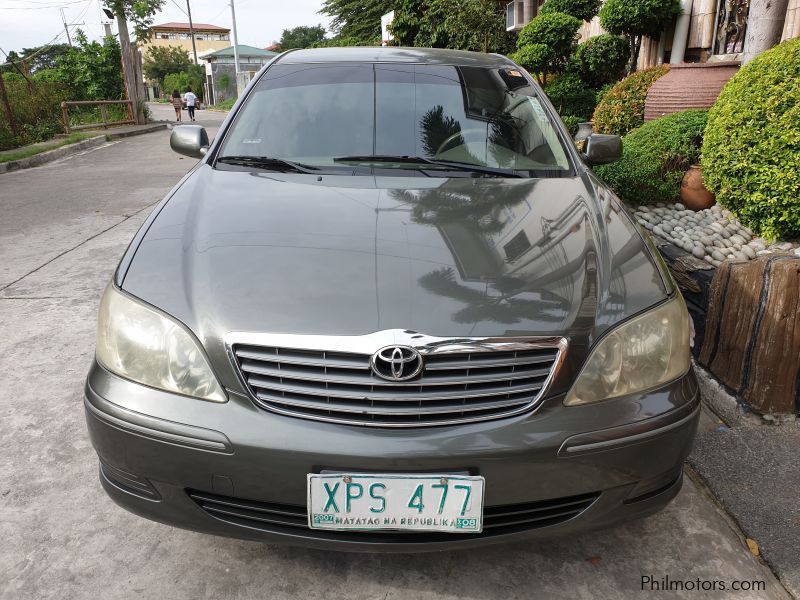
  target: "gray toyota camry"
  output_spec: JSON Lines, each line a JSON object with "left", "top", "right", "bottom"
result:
{"left": 84, "top": 47, "right": 699, "bottom": 551}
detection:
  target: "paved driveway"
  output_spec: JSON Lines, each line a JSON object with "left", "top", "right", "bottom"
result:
{"left": 0, "top": 107, "right": 790, "bottom": 600}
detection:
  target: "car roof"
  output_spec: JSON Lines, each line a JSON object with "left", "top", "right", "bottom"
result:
{"left": 275, "top": 46, "right": 517, "bottom": 68}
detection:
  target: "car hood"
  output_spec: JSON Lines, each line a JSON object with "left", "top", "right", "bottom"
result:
{"left": 121, "top": 165, "right": 668, "bottom": 384}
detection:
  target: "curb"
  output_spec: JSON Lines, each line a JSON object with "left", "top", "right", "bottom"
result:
{"left": 0, "top": 123, "right": 168, "bottom": 174}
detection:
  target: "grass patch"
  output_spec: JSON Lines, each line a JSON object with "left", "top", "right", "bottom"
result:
{"left": 209, "top": 98, "right": 236, "bottom": 111}
{"left": 0, "top": 133, "right": 94, "bottom": 163}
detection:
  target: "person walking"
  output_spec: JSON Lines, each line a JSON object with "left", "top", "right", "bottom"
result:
{"left": 170, "top": 90, "right": 183, "bottom": 122}
{"left": 184, "top": 87, "right": 198, "bottom": 122}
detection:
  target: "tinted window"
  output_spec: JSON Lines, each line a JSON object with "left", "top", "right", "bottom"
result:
{"left": 219, "top": 62, "right": 572, "bottom": 176}
{"left": 221, "top": 64, "right": 374, "bottom": 159}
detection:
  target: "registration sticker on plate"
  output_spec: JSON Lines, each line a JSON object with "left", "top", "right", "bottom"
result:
{"left": 307, "top": 473, "right": 484, "bottom": 533}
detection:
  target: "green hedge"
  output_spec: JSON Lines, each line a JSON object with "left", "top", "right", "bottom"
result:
{"left": 544, "top": 72, "right": 597, "bottom": 122}
{"left": 594, "top": 109, "right": 708, "bottom": 205}
{"left": 592, "top": 64, "right": 669, "bottom": 136}
{"left": 702, "top": 38, "right": 800, "bottom": 240}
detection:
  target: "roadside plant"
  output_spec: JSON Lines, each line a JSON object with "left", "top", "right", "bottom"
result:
{"left": 702, "top": 38, "right": 800, "bottom": 239}
{"left": 599, "top": 0, "right": 681, "bottom": 72}
{"left": 594, "top": 109, "right": 708, "bottom": 205}
{"left": 592, "top": 64, "right": 669, "bottom": 136}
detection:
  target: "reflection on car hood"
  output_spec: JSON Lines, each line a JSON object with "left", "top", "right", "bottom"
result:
{"left": 121, "top": 165, "right": 667, "bottom": 353}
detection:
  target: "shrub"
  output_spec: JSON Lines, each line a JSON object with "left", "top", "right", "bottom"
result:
{"left": 561, "top": 115, "right": 581, "bottom": 136}
{"left": 0, "top": 78, "right": 66, "bottom": 150}
{"left": 592, "top": 64, "right": 668, "bottom": 136}
{"left": 599, "top": 0, "right": 681, "bottom": 72}
{"left": 572, "top": 34, "right": 630, "bottom": 87}
{"left": 594, "top": 109, "right": 708, "bottom": 205}
{"left": 539, "top": 0, "right": 602, "bottom": 22}
{"left": 544, "top": 73, "right": 597, "bottom": 121}
{"left": 516, "top": 12, "right": 582, "bottom": 84}
{"left": 702, "top": 38, "right": 800, "bottom": 240}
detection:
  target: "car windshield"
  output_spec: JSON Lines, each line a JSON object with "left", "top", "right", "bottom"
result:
{"left": 217, "top": 63, "right": 573, "bottom": 177}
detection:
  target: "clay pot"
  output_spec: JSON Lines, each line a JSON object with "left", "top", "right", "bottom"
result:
{"left": 681, "top": 164, "right": 715, "bottom": 210}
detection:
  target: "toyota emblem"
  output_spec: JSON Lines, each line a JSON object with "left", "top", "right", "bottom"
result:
{"left": 370, "top": 345, "right": 423, "bottom": 381}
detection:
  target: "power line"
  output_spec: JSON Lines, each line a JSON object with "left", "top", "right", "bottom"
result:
{"left": 0, "top": 0, "right": 92, "bottom": 66}
{"left": 1, "top": 1, "right": 87, "bottom": 10}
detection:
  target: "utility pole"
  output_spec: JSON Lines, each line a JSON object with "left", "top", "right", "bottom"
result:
{"left": 186, "top": 0, "right": 198, "bottom": 64}
{"left": 61, "top": 8, "right": 73, "bottom": 46}
{"left": 230, "top": 0, "right": 241, "bottom": 75}
{"left": 110, "top": 1, "right": 144, "bottom": 124}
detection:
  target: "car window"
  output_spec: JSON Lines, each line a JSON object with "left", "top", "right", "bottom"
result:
{"left": 220, "top": 64, "right": 374, "bottom": 160}
{"left": 218, "top": 62, "right": 572, "bottom": 177}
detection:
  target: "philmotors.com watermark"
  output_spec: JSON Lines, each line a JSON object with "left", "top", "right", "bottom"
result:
{"left": 641, "top": 575, "right": 766, "bottom": 593}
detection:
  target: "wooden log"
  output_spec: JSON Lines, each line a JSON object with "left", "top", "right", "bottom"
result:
{"left": 699, "top": 255, "right": 800, "bottom": 414}
{"left": 742, "top": 258, "right": 800, "bottom": 413}
{"left": 658, "top": 242, "right": 715, "bottom": 358}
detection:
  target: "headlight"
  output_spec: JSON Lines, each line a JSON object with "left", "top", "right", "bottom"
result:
{"left": 565, "top": 295, "right": 690, "bottom": 406}
{"left": 96, "top": 284, "right": 226, "bottom": 402}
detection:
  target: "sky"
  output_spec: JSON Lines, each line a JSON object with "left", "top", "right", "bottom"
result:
{"left": 0, "top": 0, "right": 332, "bottom": 57}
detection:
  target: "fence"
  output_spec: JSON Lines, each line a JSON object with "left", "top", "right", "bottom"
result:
{"left": 60, "top": 100, "right": 134, "bottom": 134}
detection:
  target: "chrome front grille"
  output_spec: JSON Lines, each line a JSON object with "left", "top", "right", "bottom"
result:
{"left": 229, "top": 331, "right": 565, "bottom": 427}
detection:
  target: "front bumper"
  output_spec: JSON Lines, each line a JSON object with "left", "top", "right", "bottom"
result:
{"left": 84, "top": 361, "right": 700, "bottom": 551}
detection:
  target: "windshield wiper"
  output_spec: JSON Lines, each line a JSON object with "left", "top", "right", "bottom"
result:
{"left": 333, "top": 155, "right": 523, "bottom": 178}
{"left": 217, "top": 155, "right": 319, "bottom": 174}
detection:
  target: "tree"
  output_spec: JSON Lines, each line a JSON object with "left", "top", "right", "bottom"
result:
{"left": 2, "top": 44, "right": 72, "bottom": 75}
{"left": 572, "top": 34, "right": 630, "bottom": 86}
{"left": 143, "top": 45, "right": 192, "bottom": 87}
{"left": 279, "top": 25, "right": 327, "bottom": 49}
{"left": 103, "top": 0, "right": 165, "bottom": 44}
{"left": 53, "top": 31, "right": 124, "bottom": 100}
{"left": 391, "top": 0, "right": 515, "bottom": 53}
{"left": 164, "top": 64, "right": 205, "bottom": 100}
{"left": 599, "top": 0, "right": 681, "bottom": 72}
{"left": 515, "top": 12, "right": 582, "bottom": 85}
{"left": 539, "top": 0, "right": 601, "bottom": 22}
{"left": 320, "top": 0, "right": 390, "bottom": 44}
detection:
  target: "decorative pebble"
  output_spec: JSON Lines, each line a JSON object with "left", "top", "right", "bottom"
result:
{"left": 636, "top": 201, "right": 798, "bottom": 266}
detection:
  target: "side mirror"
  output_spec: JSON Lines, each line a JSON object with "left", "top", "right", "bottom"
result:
{"left": 583, "top": 134, "right": 622, "bottom": 165}
{"left": 170, "top": 125, "right": 209, "bottom": 159}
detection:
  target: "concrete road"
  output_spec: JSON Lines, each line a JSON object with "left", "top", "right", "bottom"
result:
{"left": 0, "top": 107, "right": 790, "bottom": 600}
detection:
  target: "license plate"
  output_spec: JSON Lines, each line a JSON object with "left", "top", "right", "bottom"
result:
{"left": 307, "top": 473, "right": 484, "bottom": 533}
